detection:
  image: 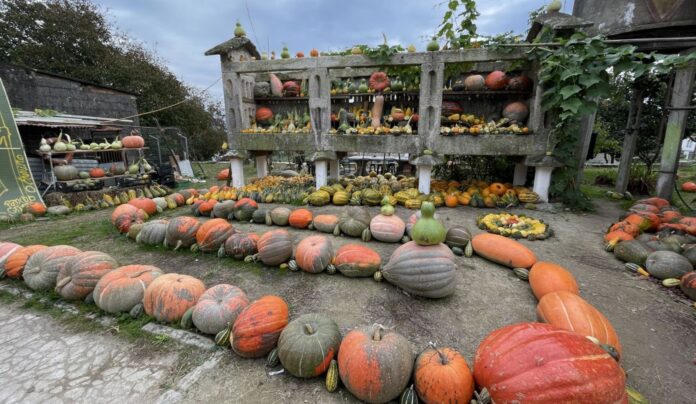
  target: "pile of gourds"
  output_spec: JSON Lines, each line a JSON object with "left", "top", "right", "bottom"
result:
{"left": 433, "top": 179, "right": 541, "bottom": 209}
{"left": 476, "top": 212, "right": 552, "bottom": 240}
{"left": 603, "top": 196, "right": 696, "bottom": 303}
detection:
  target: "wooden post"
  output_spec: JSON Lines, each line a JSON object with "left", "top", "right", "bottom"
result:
{"left": 655, "top": 61, "right": 696, "bottom": 199}
{"left": 230, "top": 158, "right": 244, "bottom": 188}
{"left": 574, "top": 109, "right": 598, "bottom": 186}
{"left": 329, "top": 159, "right": 339, "bottom": 180}
{"left": 615, "top": 88, "right": 643, "bottom": 193}
{"left": 513, "top": 163, "right": 527, "bottom": 186}
{"left": 418, "top": 57, "right": 444, "bottom": 151}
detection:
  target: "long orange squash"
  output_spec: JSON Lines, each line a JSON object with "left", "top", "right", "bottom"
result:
{"left": 537, "top": 291, "right": 622, "bottom": 355}
{"left": 470, "top": 233, "right": 537, "bottom": 269}
{"left": 529, "top": 261, "right": 579, "bottom": 300}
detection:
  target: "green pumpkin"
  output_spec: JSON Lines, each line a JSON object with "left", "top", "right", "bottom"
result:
{"left": 339, "top": 206, "right": 371, "bottom": 237}
{"left": 411, "top": 202, "right": 446, "bottom": 246}
{"left": 380, "top": 204, "right": 395, "bottom": 216}
{"left": 277, "top": 313, "right": 341, "bottom": 378}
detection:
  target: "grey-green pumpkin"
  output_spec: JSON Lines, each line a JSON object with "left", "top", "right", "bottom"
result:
{"left": 270, "top": 207, "right": 292, "bottom": 226}
{"left": 192, "top": 284, "right": 249, "bottom": 335}
{"left": 339, "top": 206, "right": 371, "bottom": 237}
{"left": 613, "top": 240, "right": 653, "bottom": 266}
{"left": 277, "top": 313, "right": 341, "bottom": 378}
{"left": 23, "top": 245, "right": 82, "bottom": 291}
{"left": 645, "top": 250, "right": 692, "bottom": 280}
{"left": 382, "top": 241, "right": 456, "bottom": 298}
{"left": 136, "top": 219, "right": 169, "bottom": 246}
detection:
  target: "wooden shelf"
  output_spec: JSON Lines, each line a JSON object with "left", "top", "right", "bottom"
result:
{"left": 36, "top": 147, "right": 148, "bottom": 156}
{"left": 254, "top": 96, "right": 308, "bottom": 102}
{"left": 55, "top": 174, "right": 148, "bottom": 184}
{"left": 442, "top": 90, "right": 531, "bottom": 97}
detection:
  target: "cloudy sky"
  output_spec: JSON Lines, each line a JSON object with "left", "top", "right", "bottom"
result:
{"left": 92, "top": 0, "right": 575, "bottom": 102}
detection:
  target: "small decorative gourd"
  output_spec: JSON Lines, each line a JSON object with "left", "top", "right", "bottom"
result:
{"left": 234, "top": 20, "right": 246, "bottom": 37}
{"left": 411, "top": 202, "right": 446, "bottom": 246}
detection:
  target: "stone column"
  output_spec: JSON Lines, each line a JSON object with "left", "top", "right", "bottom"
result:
{"left": 532, "top": 167, "right": 553, "bottom": 202}
{"left": 255, "top": 154, "right": 268, "bottom": 178}
{"left": 230, "top": 158, "right": 244, "bottom": 188}
{"left": 513, "top": 163, "right": 527, "bottom": 186}
{"left": 418, "top": 165, "right": 432, "bottom": 194}
{"left": 315, "top": 160, "right": 328, "bottom": 188}
{"left": 329, "top": 159, "right": 340, "bottom": 180}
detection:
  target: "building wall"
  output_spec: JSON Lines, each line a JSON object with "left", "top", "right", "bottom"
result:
{"left": 0, "top": 64, "right": 139, "bottom": 124}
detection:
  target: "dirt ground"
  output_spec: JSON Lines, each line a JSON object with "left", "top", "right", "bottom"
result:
{"left": 1, "top": 202, "right": 695, "bottom": 403}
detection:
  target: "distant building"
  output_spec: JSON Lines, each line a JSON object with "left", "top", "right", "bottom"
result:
{"left": 682, "top": 137, "right": 696, "bottom": 160}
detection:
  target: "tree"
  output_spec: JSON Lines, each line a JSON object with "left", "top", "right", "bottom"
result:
{"left": 0, "top": 0, "right": 224, "bottom": 159}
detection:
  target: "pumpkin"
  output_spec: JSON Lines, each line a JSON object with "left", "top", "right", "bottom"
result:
{"left": 191, "top": 218, "right": 234, "bottom": 253}
{"left": 234, "top": 198, "right": 258, "bottom": 221}
{"left": 445, "top": 226, "right": 471, "bottom": 249}
{"left": 414, "top": 346, "right": 474, "bottom": 404}
{"left": 269, "top": 207, "right": 292, "bottom": 226}
{"left": 143, "top": 273, "right": 206, "bottom": 323}
{"left": 164, "top": 216, "right": 201, "bottom": 250}
{"left": 636, "top": 197, "right": 670, "bottom": 209}
{"left": 88, "top": 167, "right": 105, "bottom": 178}
{"left": 368, "top": 71, "right": 390, "bottom": 92}
{"left": 310, "top": 48, "right": 319, "bottom": 57}
{"left": 232, "top": 295, "right": 289, "bottom": 358}
{"left": 631, "top": 203, "right": 660, "bottom": 214}
{"left": 122, "top": 133, "right": 145, "bottom": 148}
{"left": 295, "top": 235, "right": 334, "bottom": 273}
{"left": 645, "top": 250, "right": 692, "bottom": 279}
{"left": 257, "top": 229, "right": 293, "bottom": 266}
{"left": 93, "top": 265, "right": 164, "bottom": 313}
{"left": 441, "top": 101, "right": 463, "bottom": 115}
{"left": 0, "top": 242, "right": 22, "bottom": 271}
{"left": 127, "top": 223, "right": 144, "bottom": 240}
{"left": 502, "top": 101, "right": 529, "bottom": 122}
{"left": 471, "top": 233, "right": 537, "bottom": 268}
{"left": 111, "top": 204, "right": 148, "bottom": 234}
{"left": 195, "top": 199, "right": 218, "bottom": 217}
{"left": 411, "top": 202, "right": 446, "bottom": 246}
{"left": 382, "top": 241, "right": 456, "bottom": 298}
{"left": 136, "top": 219, "right": 169, "bottom": 246}
{"left": 55, "top": 251, "right": 119, "bottom": 300}
{"left": 255, "top": 106, "right": 274, "bottom": 123}
{"left": 2, "top": 245, "right": 46, "bottom": 279}
{"left": 610, "top": 220, "right": 641, "bottom": 237}
{"left": 217, "top": 168, "right": 230, "bottom": 181}
{"left": 252, "top": 209, "right": 267, "bottom": 224}
{"left": 681, "top": 181, "right": 696, "bottom": 192}
{"left": 282, "top": 81, "right": 300, "bottom": 97}
{"left": 219, "top": 232, "right": 259, "bottom": 259}
{"left": 613, "top": 239, "right": 653, "bottom": 266}
{"left": 507, "top": 75, "right": 533, "bottom": 91}
{"left": 464, "top": 74, "right": 486, "bottom": 90}
{"left": 277, "top": 313, "right": 341, "bottom": 378}
{"left": 332, "top": 191, "right": 350, "bottom": 205}
{"left": 23, "top": 245, "right": 81, "bottom": 291}
{"left": 680, "top": 271, "right": 696, "bottom": 300}
{"left": 54, "top": 165, "right": 78, "bottom": 181}
{"left": 338, "top": 324, "right": 413, "bottom": 404}
{"left": 169, "top": 193, "right": 186, "bottom": 206}
{"left": 192, "top": 284, "right": 249, "bottom": 335}
{"left": 529, "top": 261, "right": 579, "bottom": 300}
{"left": 333, "top": 244, "right": 381, "bottom": 277}
{"left": 485, "top": 70, "right": 509, "bottom": 90}
{"left": 406, "top": 210, "right": 443, "bottom": 237}
{"left": 370, "top": 214, "right": 406, "bottom": 243}
{"left": 659, "top": 210, "right": 682, "bottom": 223}
{"left": 537, "top": 291, "right": 622, "bottom": 355}
{"left": 338, "top": 206, "right": 371, "bottom": 237}
{"left": 604, "top": 230, "right": 634, "bottom": 250}
{"left": 289, "top": 208, "right": 313, "bottom": 229}
{"left": 212, "top": 200, "right": 236, "bottom": 219}
{"left": 444, "top": 194, "right": 458, "bottom": 208}
{"left": 26, "top": 201, "right": 47, "bottom": 216}
{"left": 313, "top": 214, "right": 339, "bottom": 233}
{"left": 474, "top": 323, "right": 626, "bottom": 403}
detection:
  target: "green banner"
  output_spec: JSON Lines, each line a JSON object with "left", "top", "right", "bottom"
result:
{"left": 0, "top": 79, "right": 44, "bottom": 215}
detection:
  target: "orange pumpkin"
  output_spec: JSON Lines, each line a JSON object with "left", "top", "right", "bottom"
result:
{"left": 192, "top": 284, "right": 249, "bottom": 335}
{"left": 288, "top": 208, "right": 313, "bottom": 229}
{"left": 2, "top": 245, "right": 46, "bottom": 279}
{"left": 164, "top": 216, "right": 201, "bottom": 250}
{"left": 169, "top": 193, "right": 186, "bottom": 206}
{"left": 231, "top": 295, "right": 289, "bottom": 358}
{"left": 333, "top": 244, "right": 381, "bottom": 277}
{"left": 257, "top": 229, "right": 293, "bottom": 266}
{"left": 414, "top": 346, "right": 474, "bottom": 404}
{"left": 457, "top": 193, "right": 471, "bottom": 206}
{"left": 93, "top": 265, "right": 164, "bottom": 313}
{"left": 121, "top": 133, "right": 145, "bottom": 148}
{"left": 370, "top": 214, "right": 406, "bottom": 243}
{"left": 630, "top": 203, "right": 660, "bottom": 214}
{"left": 192, "top": 218, "right": 234, "bottom": 253}
{"left": 196, "top": 199, "right": 218, "bottom": 217}
{"left": 111, "top": 204, "right": 148, "bottom": 234}
{"left": 89, "top": 167, "right": 105, "bottom": 178}
{"left": 529, "top": 261, "right": 579, "bottom": 300}
{"left": 604, "top": 230, "right": 633, "bottom": 250}
{"left": 488, "top": 183, "right": 506, "bottom": 196}
{"left": 220, "top": 232, "right": 259, "bottom": 259}
{"left": 128, "top": 197, "right": 158, "bottom": 216}
{"left": 217, "top": 168, "right": 230, "bottom": 181}
{"left": 310, "top": 48, "right": 319, "bottom": 57}
{"left": 680, "top": 271, "right": 696, "bottom": 300}
{"left": 636, "top": 197, "right": 669, "bottom": 209}
{"left": 537, "top": 291, "right": 622, "bottom": 356}
{"left": 143, "top": 273, "right": 206, "bottom": 323}
{"left": 624, "top": 212, "right": 659, "bottom": 232}
{"left": 444, "top": 194, "right": 459, "bottom": 208}
{"left": 55, "top": 251, "right": 119, "bottom": 300}
{"left": 681, "top": 181, "right": 696, "bottom": 192}
{"left": 659, "top": 210, "right": 682, "bottom": 223}
{"left": 295, "top": 235, "right": 334, "bottom": 273}
{"left": 471, "top": 233, "right": 537, "bottom": 269}
{"left": 485, "top": 70, "right": 509, "bottom": 90}
{"left": 608, "top": 221, "right": 640, "bottom": 237}
{"left": 312, "top": 214, "right": 339, "bottom": 233}
{"left": 26, "top": 201, "right": 47, "bottom": 216}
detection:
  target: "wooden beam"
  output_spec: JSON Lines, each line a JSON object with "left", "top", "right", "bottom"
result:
{"left": 615, "top": 88, "right": 643, "bottom": 193}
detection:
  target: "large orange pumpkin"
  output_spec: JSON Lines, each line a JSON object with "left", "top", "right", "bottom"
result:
{"left": 231, "top": 295, "right": 289, "bottom": 358}
{"left": 128, "top": 197, "right": 158, "bottom": 216}
{"left": 55, "top": 251, "right": 119, "bottom": 300}
{"left": 485, "top": 70, "right": 509, "bottom": 90}
{"left": 143, "top": 273, "right": 206, "bottom": 323}
{"left": 89, "top": 167, "right": 105, "bottom": 178}
{"left": 474, "top": 323, "right": 626, "bottom": 403}
{"left": 537, "top": 291, "right": 622, "bottom": 355}
{"left": 121, "top": 133, "right": 145, "bottom": 148}
{"left": 93, "top": 265, "right": 164, "bottom": 313}
{"left": 680, "top": 271, "right": 696, "bottom": 300}
{"left": 414, "top": 346, "right": 474, "bottom": 404}
{"left": 681, "top": 182, "right": 696, "bottom": 192}
{"left": 288, "top": 208, "right": 313, "bottom": 229}
{"left": 217, "top": 168, "right": 230, "bottom": 181}
{"left": 195, "top": 199, "right": 218, "bottom": 217}
{"left": 23, "top": 245, "right": 81, "bottom": 291}
{"left": 191, "top": 218, "right": 234, "bottom": 253}
{"left": 164, "top": 216, "right": 201, "bottom": 250}
{"left": 488, "top": 183, "right": 506, "bottom": 196}
{"left": 312, "top": 214, "right": 339, "bottom": 233}
{"left": 659, "top": 210, "right": 682, "bottom": 224}
{"left": 369, "top": 214, "right": 406, "bottom": 243}
{"left": 255, "top": 106, "right": 274, "bottom": 123}
{"left": 338, "top": 324, "right": 413, "bottom": 403}
{"left": 111, "top": 204, "right": 148, "bottom": 234}
{"left": 529, "top": 261, "right": 579, "bottom": 300}
{"left": 471, "top": 233, "right": 537, "bottom": 268}
{"left": 635, "top": 197, "right": 669, "bottom": 209}
{"left": 295, "top": 235, "right": 334, "bottom": 273}
{"left": 444, "top": 194, "right": 459, "bottom": 208}
{"left": 0, "top": 242, "right": 22, "bottom": 274}
{"left": 2, "top": 245, "right": 46, "bottom": 279}
{"left": 26, "top": 201, "right": 47, "bottom": 216}
{"left": 192, "top": 284, "right": 249, "bottom": 335}
{"left": 333, "top": 244, "right": 381, "bottom": 277}
{"left": 624, "top": 212, "right": 659, "bottom": 232}
{"left": 257, "top": 229, "right": 293, "bottom": 266}
{"left": 608, "top": 221, "right": 640, "bottom": 237}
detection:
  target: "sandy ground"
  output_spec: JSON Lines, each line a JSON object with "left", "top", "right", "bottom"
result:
{"left": 1, "top": 202, "right": 695, "bottom": 403}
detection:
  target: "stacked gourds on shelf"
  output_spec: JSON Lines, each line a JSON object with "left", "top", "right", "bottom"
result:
{"left": 604, "top": 197, "right": 696, "bottom": 304}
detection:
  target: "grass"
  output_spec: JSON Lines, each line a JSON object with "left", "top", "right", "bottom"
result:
{"left": 177, "top": 161, "right": 258, "bottom": 190}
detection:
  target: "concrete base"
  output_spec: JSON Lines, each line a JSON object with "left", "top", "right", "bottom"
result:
{"left": 315, "top": 160, "right": 328, "bottom": 189}
{"left": 230, "top": 158, "right": 244, "bottom": 188}
{"left": 418, "top": 165, "right": 432, "bottom": 195}
{"left": 329, "top": 159, "right": 339, "bottom": 180}
{"left": 255, "top": 154, "right": 268, "bottom": 178}
{"left": 513, "top": 163, "right": 527, "bottom": 186}
{"left": 532, "top": 166, "right": 553, "bottom": 202}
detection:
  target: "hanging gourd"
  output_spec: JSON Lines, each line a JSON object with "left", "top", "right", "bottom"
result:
{"left": 411, "top": 202, "right": 446, "bottom": 246}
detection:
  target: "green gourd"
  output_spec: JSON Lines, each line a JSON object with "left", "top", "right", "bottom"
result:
{"left": 411, "top": 202, "right": 446, "bottom": 245}
{"left": 381, "top": 204, "right": 395, "bottom": 216}
{"left": 427, "top": 38, "right": 439, "bottom": 52}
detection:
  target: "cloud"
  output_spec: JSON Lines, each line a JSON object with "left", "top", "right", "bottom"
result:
{"left": 93, "top": 0, "right": 575, "bottom": 102}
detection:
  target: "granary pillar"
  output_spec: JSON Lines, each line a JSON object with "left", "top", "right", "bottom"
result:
{"left": 254, "top": 152, "right": 268, "bottom": 178}
{"left": 526, "top": 153, "right": 564, "bottom": 202}
{"left": 513, "top": 163, "right": 528, "bottom": 186}
{"left": 311, "top": 151, "right": 337, "bottom": 190}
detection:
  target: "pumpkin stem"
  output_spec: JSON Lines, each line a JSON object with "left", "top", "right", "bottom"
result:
{"left": 429, "top": 341, "right": 448, "bottom": 365}
{"left": 372, "top": 325, "right": 383, "bottom": 341}
{"left": 304, "top": 323, "right": 315, "bottom": 335}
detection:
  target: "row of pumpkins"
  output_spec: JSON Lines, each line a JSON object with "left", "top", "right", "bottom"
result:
{"left": 604, "top": 197, "right": 696, "bottom": 303}
{"left": 39, "top": 131, "right": 146, "bottom": 154}
{"left": 0, "top": 231, "right": 629, "bottom": 403}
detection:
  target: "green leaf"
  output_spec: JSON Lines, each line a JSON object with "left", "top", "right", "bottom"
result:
{"left": 560, "top": 98, "right": 583, "bottom": 113}
{"left": 579, "top": 75, "right": 601, "bottom": 88}
{"left": 559, "top": 85, "right": 582, "bottom": 100}
{"left": 449, "top": 1, "right": 458, "bottom": 10}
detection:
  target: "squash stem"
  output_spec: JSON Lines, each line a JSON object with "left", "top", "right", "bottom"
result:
{"left": 429, "top": 341, "right": 449, "bottom": 365}
{"left": 304, "top": 323, "right": 315, "bottom": 335}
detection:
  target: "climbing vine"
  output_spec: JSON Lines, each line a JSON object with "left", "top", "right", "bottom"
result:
{"left": 436, "top": 0, "right": 479, "bottom": 49}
